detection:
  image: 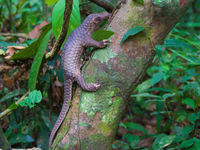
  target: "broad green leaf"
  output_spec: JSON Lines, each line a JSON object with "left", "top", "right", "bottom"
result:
{"left": 153, "top": 135, "right": 175, "bottom": 150}
{"left": 179, "top": 139, "right": 194, "bottom": 148}
{"left": 52, "top": 0, "right": 80, "bottom": 39}
{"left": 123, "top": 134, "right": 140, "bottom": 146}
{"left": 182, "top": 98, "right": 195, "bottom": 110}
{"left": 121, "top": 27, "right": 145, "bottom": 43}
{"left": 19, "top": 90, "right": 42, "bottom": 108}
{"left": 188, "top": 113, "right": 199, "bottom": 124}
{"left": 0, "top": 89, "right": 26, "bottom": 103}
{"left": 45, "top": 0, "right": 58, "bottom": 6}
{"left": 11, "top": 24, "right": 52, "bottom": 60}
{"left": 136, "top": 79, "right": 152, "bottom": 93}
{"left": 151, "top": 72, "right": 165, "bottom": 86}
{"left": 124, "top": 122, "right": 148, "bottom": 135}
{"left": 28, "top": 28, "right": 52, "bottom": 90}
{"left": 182, "top": 125, "right": 194, "bottom": 136}
{"left": 157, "top": 135, "right": 176, "bottom": 149}
{"left": 91, "top": 30, "right": 114, "bottom": 41}
{"left": 8, "top": 103, "right": 18, "bottom": 110}
{"left": 194, "top": 137, "right": 200, "bottom": 149}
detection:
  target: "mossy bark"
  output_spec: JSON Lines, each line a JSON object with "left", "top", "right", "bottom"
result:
{"left": 53, "top": 0, "right": 194, "bottom": 149}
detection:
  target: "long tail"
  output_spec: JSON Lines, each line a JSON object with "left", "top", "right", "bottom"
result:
{"left": 49, "top": 78, "right": 73, "bottom": 148}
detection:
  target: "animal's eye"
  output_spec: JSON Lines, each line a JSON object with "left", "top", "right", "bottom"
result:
{"left": 95, "top": 17, "right": 101, "bottom": 22}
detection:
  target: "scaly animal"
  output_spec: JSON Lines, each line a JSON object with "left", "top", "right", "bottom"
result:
{"left": 49, "top": 12, "right": 111, "bottom": 148}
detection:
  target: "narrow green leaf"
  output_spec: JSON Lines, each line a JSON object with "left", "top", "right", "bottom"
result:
{"left": 11, "top": 24, "right": 52, "bottom": 60}
{"left": 151, "top": 72, "right": 165, "bottom": 86}
{"left": 124, "top": 122, "right": 148, "bottom": 135}
{"left": 123, "top": 134, "right": 140, "bottom": 146}
{"left": 188, "top": 113, "right": 199, "bottom": 124}
{"left": 52, "top": 0, "right": 80, "bottom": 39}
{"left": 28, "top": 29, "right": 52, "bottom": 90}
{"left": 162, "top": 93, "right": 175, "bottom": 100}
{"left": 182, "top": 98, "right": 195, "bottom": 110}
{"left": 121, "top": 27, "right": 145, "bottom": 43}
{"left": 0, "top": 89, "right": 26, "bottom": 103}
{"left": 180, "top": 139, "right": 194, "bottom": 148}
{"left": 132, "top": 93, "right": 161, "bottom": 99}
{"left": 92, "top": 30, "right": 114, "bottom": 41}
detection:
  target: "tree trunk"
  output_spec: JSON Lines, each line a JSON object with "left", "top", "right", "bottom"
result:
{"left": 52, "top": 0, "right": 194, "bottom": 149}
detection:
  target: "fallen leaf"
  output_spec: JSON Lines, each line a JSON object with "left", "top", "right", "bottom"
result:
{"left": 5, "top": 46, "right": 26, "bottom": 59}
{"left": 28, "top": 21, "right": 48, "bottom": 39}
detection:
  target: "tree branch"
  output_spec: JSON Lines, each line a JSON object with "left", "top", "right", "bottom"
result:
{"left": 88, "top": 0, "right": 114, "bottom": 12}
{"left": 45, "top": 0, "right": 73, "bottom": 60}
{"left": 0, "top": 92, "right": 29, "bottom": 120}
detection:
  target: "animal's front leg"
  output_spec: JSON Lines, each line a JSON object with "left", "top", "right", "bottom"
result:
{"left": 85, "top": 37, "right": 110, "bottom": 48}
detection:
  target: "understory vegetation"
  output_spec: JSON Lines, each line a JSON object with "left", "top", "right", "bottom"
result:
{"left": 0, "top": 0, "right": 200, "bottom": 149}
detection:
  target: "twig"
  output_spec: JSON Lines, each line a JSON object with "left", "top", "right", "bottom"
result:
{"left": 0, "top": 91, "right": 29, "bottom": 120}
{"left": 88, "top": 0, "right": 114, "bottom": 12}
{"left": 45, "top": 0, "right": 73, "bottom": 60}
{"left": 0, "top": 33, "right": 31, "bottom": 39}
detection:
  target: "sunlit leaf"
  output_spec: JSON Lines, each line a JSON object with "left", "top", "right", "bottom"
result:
{"left": 182, "top": 98, "right": 195, "bottom": 110}
{"left": 92, "top": 30, "right": 114, "bottom": 41}
{"left": 28, "top": 28, "right": 52, "bottom": 90}
{"left": 52, "top": 0, "right": 80, "bottom": 39}
{"left": 19, "top": 90, "right": 42, "bottom": 108}
{"left": 121, "top": 27, "right": 145, "bottom": 43}
{"left": 11, "top": 24, "right": 52, "bottom": 60}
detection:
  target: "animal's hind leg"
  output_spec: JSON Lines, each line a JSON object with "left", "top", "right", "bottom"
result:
{"left": 76, "top": 74, "right": 100, "bottom": 92}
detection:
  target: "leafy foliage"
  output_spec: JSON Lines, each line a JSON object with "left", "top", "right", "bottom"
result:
{"left": 113, "top": 1, "right": 200, "bottom": 149}
{"left": 19, "top": 90, "right": 42, "bottom": 108}
{"left": 52, "top": 0, "right": 81, "bottom": 38}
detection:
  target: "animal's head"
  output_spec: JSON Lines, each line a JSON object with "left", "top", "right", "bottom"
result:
{"left": 82, "top": 12, "right": 111, "bottom": 32}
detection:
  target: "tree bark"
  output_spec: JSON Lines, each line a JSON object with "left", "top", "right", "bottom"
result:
{"left": 52, "top": 0, "right": 194, "bottom": 149}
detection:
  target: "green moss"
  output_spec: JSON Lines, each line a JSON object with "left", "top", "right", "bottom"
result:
{"left": 102, "top": 96, "right": 123, "bottom": 124}
{"left": 92, "top": 46, "right": 117, "bottom": 63}
{"left": 80, "top": 88, "right": 116, "bottom": 117}
{"left": 98, "top": 122, "right": 112, "bottom": 136}
{"left": 80, "top": 134, "right": 111, "bottom": 150}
